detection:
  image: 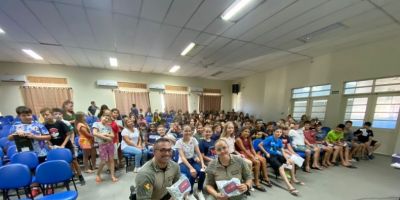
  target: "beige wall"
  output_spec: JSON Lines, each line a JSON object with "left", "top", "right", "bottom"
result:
{"left": 238, "top": 36, "right": 400, "bottom": 155}
{"left": 0, "top": 62, "right": 232, "bottom": 116}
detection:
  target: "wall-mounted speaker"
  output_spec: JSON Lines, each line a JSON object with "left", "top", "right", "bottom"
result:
{"left": 232, "top": 84, "right": 240, "bottom": 94}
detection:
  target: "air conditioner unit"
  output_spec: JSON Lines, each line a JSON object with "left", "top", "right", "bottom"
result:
{"left": 0, "top": 75, "right": 27, "bottom": 83}
{"left": 96, "top": 80, "right": 118, "bottom": 87}
{"left": 190, "top": 87, "right": 203, "bottom": 93}
{"left": 148, "top": 83, "right": 165, "bottom": 90}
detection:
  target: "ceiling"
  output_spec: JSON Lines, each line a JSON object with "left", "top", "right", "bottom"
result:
{"left": 0, "top": 0, "right": 399, "bottom": 80}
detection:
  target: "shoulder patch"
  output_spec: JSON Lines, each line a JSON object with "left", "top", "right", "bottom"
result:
{"left": 144, "top": 183, "right": 153, "bottom": 191}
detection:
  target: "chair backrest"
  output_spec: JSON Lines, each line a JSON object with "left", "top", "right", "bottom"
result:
{"left": 47, "top": 148, "right": 73, "bottom": 163}
{"left": 0, "top": 137, "right": 8, "bottom": 148}
{"left": 322, "top": 127, "right": 331, "bottom": 133}
{"left": 7, "top": 145, "right": 17, "bottom": 159}
{"left": 11, "top": 151, "right": 39, "bottom": 170}
{"left": 35, "top": 160, "right": 73, "bottom": 185}
{"left": 0, "top": 164, "right": 31, "bottom": 189}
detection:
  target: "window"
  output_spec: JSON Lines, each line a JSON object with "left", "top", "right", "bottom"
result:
{"left": 372, "top": 96, "right": 400, "bottom": 129}
{"left": 293, "top": 100, "right": 308, "bottom": 121}
{"left": 311, "top": 99, "right": 328, "bottom": 121}
{"left": 291, "top": 84, "right": 331, "bottom": 121}
{"left": 374, "top": 77, "right": 400, "bottom": 93}
{"left": 344, "top": 80, "right": 373, "bottom": 94}
{"left": 344, "top": 97, "right": 368, "bottom": 127}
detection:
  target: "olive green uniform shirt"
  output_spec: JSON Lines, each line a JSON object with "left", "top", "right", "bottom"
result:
{"left": 135, "top": 159, "right": 180, "bottom": 200}
{"left": 205, "top": 155, "right": 253, "bottom": 200}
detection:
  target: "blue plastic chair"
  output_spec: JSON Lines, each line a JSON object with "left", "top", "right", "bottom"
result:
{"left": 321, "top": 127, "right": 331, "bottom": 133}
{"left": 11, "top": 151, "right": 39, "bottom": 170}
{"left": 47, "top": 148, "right": 73, "bottom": 163}
{"left": 7, "top": 145, "right": 17, "bottom": 159}
{"left": 0, "top": 137, "right": 9, "bottom": 149}
{"left": 0, "top": 163, "right": 32, "bottom": 199}
{"left": 35, "top": 160, "right": 78, "bottom": 198}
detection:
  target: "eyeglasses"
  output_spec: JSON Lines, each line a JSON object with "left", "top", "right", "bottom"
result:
{"left": 216, "top": 146, "right": 227, "bottom": 152}
{"left": 154, "top": 148, "right": 173, "bottom": 154}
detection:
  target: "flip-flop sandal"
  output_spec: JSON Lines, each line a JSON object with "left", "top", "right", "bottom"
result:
{"left": 253, "top": 185, "right": 266, "bottom": 192}
{"left": 293, "top": 180, "right": 305, "bottom": 185}
{"left": 311, "top": 166, "right": 322, "bottom": 170}
{"left": 84, "top": 170, "right": 94, "bottom": 173}
{"left": 112, "top": 177, "right": 119, "bottom": 182}
{"left": 95, "top": 176, "right": 102, "bottom": 184}
{"left": 288, "top": 188, "right": 299, "bottom": 196}
{"left": 346, "top": 165, "right": 357, "bottom": 169}
{"left": 261, "top": 180, "right": 273, "bottom": 187}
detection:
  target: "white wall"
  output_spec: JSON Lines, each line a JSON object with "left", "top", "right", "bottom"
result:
{"left": 0, "top": 62, "right": 232, "bottom": 116}
{"left": 237, "top": 36, "right": 400, "bottom": 155}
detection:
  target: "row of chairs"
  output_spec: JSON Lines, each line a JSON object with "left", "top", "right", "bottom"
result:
{"left": 0, "top": 149, "right": 78, "bottom": 199}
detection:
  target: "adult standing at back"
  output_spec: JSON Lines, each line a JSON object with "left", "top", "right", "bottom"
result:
{"left": 135, "top": 138, "right": 180, "bottom": 200}
{"left": 88, "top": 101, "right": 98, "bottom": 116}
{"left": 131, "top": 104, "right": 139, "bottom": 117}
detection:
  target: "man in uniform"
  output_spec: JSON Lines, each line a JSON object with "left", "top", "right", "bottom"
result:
{"left": 135, "top": 137, "right": 180, "bottom": 200}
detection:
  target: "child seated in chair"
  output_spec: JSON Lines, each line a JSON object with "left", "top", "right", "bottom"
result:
{"left": 354, "top": 122, "right": 381, "bottom": 160}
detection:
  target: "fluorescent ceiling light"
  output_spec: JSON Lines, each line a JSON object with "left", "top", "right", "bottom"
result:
{"left": 109, "top": 57, "right": 118, "bottom": 67}
{"left": 169, "top": 65, "right": 180, "bottom": 73}
{"left": 221, "top": 0, "right": 253, "bottom": 21}
{"left": 22, "top": 49, "right": 43, "bottom": 60}
{"left": 180, "top": 42, "right": 195, "bottom": 56}
{"left": 0, "top": 27, "right": 5, "bottom": 34}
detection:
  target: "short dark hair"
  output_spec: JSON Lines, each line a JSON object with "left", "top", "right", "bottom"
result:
{"left": 304, "top": 120, "right": 311, "bottom": 125}
{"left": 345, "top": 120, "right": 353, "bottom": 124}
{"left": 52, "top": 107, "right": 64, "bottom": 114}
{"left": 337, "top": 124, "right": 345, "bottom": 129}
{"left": 132, "top": 104, "right": 136, "bottom": 107}
{"left": 364, "top": 122, "right": 372, "bottom": 127}
{"left": 39, "top": 107, "right": 52, "bottom": 115}
{"left": 16, "top": 106, "right": 32, "bottom": 115}
{"left": 154, "top": 137, "right": 171, "bottom": 147}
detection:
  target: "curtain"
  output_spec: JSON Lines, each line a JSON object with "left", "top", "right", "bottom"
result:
{"left": 199, "top": 95, "right": 221, "bottom": 112}
{"left": 114, "top": 90, "right": 150, "bottom": 115}
{"left": 164, "top": 93, "right": 188, "bottom": 112}
{"left": 20, "top": 86, "right": 73, "bottom": 115}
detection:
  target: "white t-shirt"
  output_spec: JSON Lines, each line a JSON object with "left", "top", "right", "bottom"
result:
{"left": 222, "top": 137, "right": 235, "bottom": 154}
{"left": 92, "top": 122, "right": 112, "bottom": 144}
{"left": 175, "top": 137, "right": 199, "bottom": 163}
{"left": 121, "top": 127, "right": 140, "bottom": 150}
{"left": 289, "top": 129, "right": 305, "bottom": 147}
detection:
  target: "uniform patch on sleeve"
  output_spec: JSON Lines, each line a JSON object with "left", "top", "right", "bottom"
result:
{"left": 144, "top": 183, "right": 153, "bottom": 191}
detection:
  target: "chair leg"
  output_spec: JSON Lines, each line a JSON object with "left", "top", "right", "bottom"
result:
{"left": 71, "top": 179, "right": 78, "bottom": 191}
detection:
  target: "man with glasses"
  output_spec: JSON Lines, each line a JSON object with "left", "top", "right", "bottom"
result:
{"left": 135, "top": 138, "right": 180, "bottom": 200}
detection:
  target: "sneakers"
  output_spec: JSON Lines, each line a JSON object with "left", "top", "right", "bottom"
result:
{"left": 133, "top": 167, "right": 141, "bottom": 173}
{"left": 350, "top": 158, "right": 357, "bottom": 162}
{"left": 390, "top": 163, "right": 400, "bottom": 169}
{"left": 79, "top": 175, "right": 86, "bottom": 186}
{"left": 368, "top": 154, "right": 375, "bottom": 160}
{"left": 187, "top": 194, "right": 197, "bottom": 200}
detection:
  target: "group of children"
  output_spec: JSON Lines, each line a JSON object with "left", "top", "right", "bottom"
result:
{"left": 1, "top": 102, "right": 381, "bottom": 198}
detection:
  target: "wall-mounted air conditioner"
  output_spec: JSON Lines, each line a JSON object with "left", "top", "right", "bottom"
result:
{"left": 148, "top": 83, "right": 165, "bottom": 90}
{"left": 190, "top": 87, "right": 203, "bottom": 93}
{"left": 0, "top": 75, "right": 27, "bottom": 83}
{"left": 96, "top": 80, "right": 118, "bottom": 87}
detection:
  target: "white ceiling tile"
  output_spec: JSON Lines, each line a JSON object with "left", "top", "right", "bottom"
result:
{"left": 164, "top": 0, "right": 203, "bottom": 27}
{"left": 84, "top": 0, "right": 112, "bottom": 10}
{"left": 163, "top": 28, "right": 199, "bottom": 59}
{"left": 83, "top": 49, "right": 105, "bottom": 67}
{"left": 206, "top": 40, "right": 246, "bottom": 63}
{"left": 112, "top": 0, "right": 141, "bottom": 17}
{"left": 56, "top": 3, "right": 98, "bottom": 49}
{"left": 53, "top": 0, "right": 83, "bottom": 6}
{"left": 148, "top": 24, "right": 181, "bottom": 58}
{"left": 132, "top": 20, "right": 161, "bottom": 55}
{"left": 201, "top": 37, "right": 231, "bottom": 59}
{"left": 223, "top": 0, "right": 296, "bottom": 39}
{"left": 43, "top": 46, "right": 76, "bottom": 66}
{"left": 113, "top": 14, "right": 138, "bottom": 54}
{"left": 194, "top": 32, "right": 217, "bottom": 46}
{"left": 243, "top": 0, "right": 327, "bottom": 43}
{"left": 25, "top": 0, "right": 77, "bottom": 46}
{"left": 186, "top": 0, "right": 234, "bottom": 31}
{"left": 204, "top": 18, "right": 233, "bottom": 35}
{"left": 0, "top": 0, "right": 57, "bottom": 44}
{"left": 381, "top": 1, "right": 400, "bottom": 21}
{"left": 142, "top": 57, "right": 169, "bottom": 73}
{"left": 0, "top": 11, "right": 36, "bottom": 43}
{"left": 141, "top": 0, "right": 172, "bottom": 23}
{"left": 130, "top": 54, "right": 146, "bottom": 71}
{"left": 64, "top": 47, "right": 91, "bottom": 67}
{"left": 86, "top": 9, "right": 115, "bottom": 51}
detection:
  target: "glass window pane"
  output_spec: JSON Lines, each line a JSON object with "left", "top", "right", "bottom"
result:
{"left": 293, "top": 87, "right": 310, "bottom": 94}
{"left": 344, "top": 113, "right": 350, "bottom": 119}
{"left": 292, "top": 93, "right": 309, "bottom": 98}
{"left": 293, "top": 113, "right": 303, "bottom": 118}
{"left": 374, "top": 85, "right": 400, "bottom": 93}
{"left": 345, "top": 82, "right": 357, "bottom": 88}
{"left": 346, "top": 105, "right": 367, "bottom": 112}
{"left": 293, "top": 107, "right": 307, "bottom": 113}
{"left": 372, "top": 120, "right": 397, "bottom": 129}
{"left": 312, "top": 107, "right": 326, "bottom": 112}
{"left": 355, "top": 87, "right": 372, "bottom": 94}
{"left": 344, "top": 88, "right": 355, "bottom": 94}
{"left": 352, "top": 120, "right": 364, "bottom": 127}
{"left": 375, "top": 77, "right": 400, "bottom": 85}
{"left": 374, "top": 113, "right": 399, "bottom": 120}
{"left": 344, "top": 98, "right": 368, "bottom": 125}
{"left": 375, "top": 105, "right": 400, "bottom": 113}
{"left": 356, "top": 80, "right": 373, "bottom": 87}
{"left": 311, "top": 90, "right": 330, "bottom": 97}
{"left": 294, "top": 101, "right": 307, "bottom": 107}
{"left": 312, "top": 85, "right": 331, "bottom": 91}
{"left": 311, "top": 112, "right": 325, "bottom": 119}
{"left": 350, "top": 112, "right": 366, "bottom": 119}
{"left": 394, "top": 96, "right": 400, "bottom": 104}
{"left": 312, "top": 100, "right": 327, "bottom": 106}
{"left": 353, "top": 98, "right": 368, "bottom": 105}
{"left": 377, "top": 96, "right": 394, "bottom": 104}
